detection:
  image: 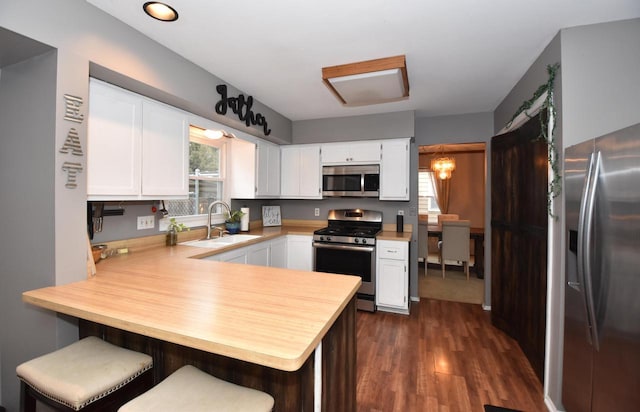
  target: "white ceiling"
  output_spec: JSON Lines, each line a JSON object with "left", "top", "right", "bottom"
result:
{"left": 86, "top": 0, "right": 640, "bottom": 121}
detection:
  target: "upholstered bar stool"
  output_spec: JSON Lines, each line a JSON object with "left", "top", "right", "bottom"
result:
{"left": 119, "top": 365, "right": 275, "bottom": 412}
{"left": 16, "top": 336, "right": 153, "bottom": 412}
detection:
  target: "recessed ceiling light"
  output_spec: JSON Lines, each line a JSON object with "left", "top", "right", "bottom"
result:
{"left": 143, "top": 2, "right": 179, "bottom": 22}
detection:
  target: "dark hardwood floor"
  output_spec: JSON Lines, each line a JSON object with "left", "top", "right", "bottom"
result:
{"left": 356, "top": 299, "right": 546, "bottom": 412}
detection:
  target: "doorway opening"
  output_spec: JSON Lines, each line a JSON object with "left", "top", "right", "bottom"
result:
{"left": 417, "top": 142, "right": 486, "bottom": 304}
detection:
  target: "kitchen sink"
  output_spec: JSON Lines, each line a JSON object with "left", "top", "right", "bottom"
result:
{"left": 180, "top": 234, "right": 261, "bottom": 249}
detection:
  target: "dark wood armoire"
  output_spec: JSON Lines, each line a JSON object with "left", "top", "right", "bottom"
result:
{"left": 491, "top": 113, "right": 548, "bottom": 382}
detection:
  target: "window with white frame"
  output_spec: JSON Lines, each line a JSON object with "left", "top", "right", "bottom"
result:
{"left": 163, "top": 126, "right": 226, "bottom": 225}
{"left": 418, "top": 169, "right": 441, "bottom": 218}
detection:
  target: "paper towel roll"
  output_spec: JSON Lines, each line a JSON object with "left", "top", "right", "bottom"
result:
{"left": 240, "top": 207, "right": 250, "bottom": 232}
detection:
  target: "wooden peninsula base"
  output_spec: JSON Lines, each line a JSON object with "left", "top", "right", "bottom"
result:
{"left": 79, "top": 296, "right": 356, "bottom": 411}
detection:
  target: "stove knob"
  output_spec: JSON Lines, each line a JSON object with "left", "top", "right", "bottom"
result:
{"left": 361, "top": 238, "right": 367, "bottom": 245}
{"left": 326, "top": 236, "right": 332, "bottom": 242}
{"left": 354, "top": 238, "right": 360, "bottom": 244}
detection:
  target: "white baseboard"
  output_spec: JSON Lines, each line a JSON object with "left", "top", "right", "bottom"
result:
{"left": 482, "top": 304, "right": 491, "bottom": 311}
{"left": 411, "top": 296, "right": 420, "bottom": 302}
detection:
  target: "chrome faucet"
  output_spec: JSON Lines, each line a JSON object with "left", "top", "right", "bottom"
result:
{"left": 206, "top": 201, "right": 231, "bottom": 239}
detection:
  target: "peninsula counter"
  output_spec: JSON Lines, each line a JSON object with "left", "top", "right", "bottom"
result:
{"left": 23, "top": 242, "right": 360, "bottom": 411}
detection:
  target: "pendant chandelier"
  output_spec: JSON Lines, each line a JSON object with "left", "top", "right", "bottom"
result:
{"left": 431, "top": 148, "right": 456, "bottom": 180}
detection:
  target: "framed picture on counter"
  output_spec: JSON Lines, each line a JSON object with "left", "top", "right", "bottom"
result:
{"left": 262, "top": 206, "right": 281, "bottom": 227}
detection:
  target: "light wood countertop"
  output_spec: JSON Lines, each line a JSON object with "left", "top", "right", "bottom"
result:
{"left": 377, "top": 230, "right": 412, "bottom": 242}
{"left": 23, "top": 227, "right": 360, "bottom": 372}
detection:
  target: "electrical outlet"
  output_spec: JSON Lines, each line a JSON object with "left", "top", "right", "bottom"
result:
{"left": 137, "top": 215, "right": 155, "bottom": 230}
{"left": 397, "top": 210, "right": 405, "bottom": 216}
{"left": 314, "top": 208, "right": 320, "bottom": 217}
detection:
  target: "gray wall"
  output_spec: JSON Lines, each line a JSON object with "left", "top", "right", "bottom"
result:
{"left": 292, "top": 110, "right": 415, "bottom": 143}
{"left": 0, "top": 51, "right": 59, "bottom": 412}
{"left": 418, "top": 112, "right": 494, "bottom": 143}
{"left": 561, "top": 18, "right": 640, "bottom": 147}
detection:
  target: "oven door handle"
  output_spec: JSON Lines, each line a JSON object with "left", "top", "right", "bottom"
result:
{"left": 312, "top": 243, "right": 375, "bottom": 253}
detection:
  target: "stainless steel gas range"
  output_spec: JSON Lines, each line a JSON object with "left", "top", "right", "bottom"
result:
{"left": 313, "top": 209, "right": 382, "bottom": 312}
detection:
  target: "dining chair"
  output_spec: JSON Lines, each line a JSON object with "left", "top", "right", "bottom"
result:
{"left": 439, "top": 220, "right": 471, "bottom": 280}
{"left": 436, "top": 214, "right": 458, "bottom": 263}
{"left": 418, "top": 223, "right": 429, "bottom": 276}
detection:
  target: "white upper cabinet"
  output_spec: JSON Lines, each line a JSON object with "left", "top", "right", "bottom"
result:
{"left": 280, "top": 145, "right": 321, "bottom": 199}
{"left": 321, "top": 141, "right": 381, "bottom": 164}
{"left": 227, "top": 138, "right": 256, "bottom": 199}
{"left": 141, "top": 100, "right": 189, "bottom": 197}
{"left": 88, "top": 79, "right": 188, "bottom": 200}
{"left": 255, "top": 139, "right": 281, "bottom": 197}
{"left": 87, "top": 79, "right": 142, "bottom": 198}
{"left": 380, "top": 138, "right": 410, "bottom": 200}
{"left": 228, "top": 137, "right": 280, "bottom": 199}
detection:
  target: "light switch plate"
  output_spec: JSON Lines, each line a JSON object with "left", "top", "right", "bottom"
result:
{"left": 137, "top": 215, "right": 155, "bottom": 230}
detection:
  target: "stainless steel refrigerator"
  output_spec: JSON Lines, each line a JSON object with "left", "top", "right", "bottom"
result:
{"left": 563, "top": 123, "right": 640, "bottom": 411}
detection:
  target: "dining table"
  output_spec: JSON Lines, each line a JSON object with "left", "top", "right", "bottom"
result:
{"left": 426, "top": 224, "right": 485, "bottom": 278}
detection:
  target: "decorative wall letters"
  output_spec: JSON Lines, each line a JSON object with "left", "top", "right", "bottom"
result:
{"left": 215, "top": 85, "right": 271, "bottom": 136}
{"left": 59, "top": 94, "right": 85, "bottom": 189}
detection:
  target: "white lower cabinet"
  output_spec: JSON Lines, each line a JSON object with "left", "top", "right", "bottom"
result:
{"left": 286, "top": 235, "right": 313, "bottom": 271}
{"left": 201, "top": 236, "right": 293, "bottom": 269}
{"left": 376, "top": 240, "right": 409, "bottom": 314}
{"left": 247, "top": 242, "right": 271, "bottom": 266}
{"left": 269, "top": 237, "right": 287, "bottom": 268}
{"left": 216, "top": 247, "right": 248, "bottom": 264}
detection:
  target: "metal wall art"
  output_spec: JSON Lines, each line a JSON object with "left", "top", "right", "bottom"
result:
{"left": 215, "top": 85, "right": 271, "bottom": 136}
{"left": 59, "top": 94, "right": 85, "bottom": 189}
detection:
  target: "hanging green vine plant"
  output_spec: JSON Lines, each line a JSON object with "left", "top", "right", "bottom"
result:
{"left": 507, "top": 63, "right": 560, "bottom": 219}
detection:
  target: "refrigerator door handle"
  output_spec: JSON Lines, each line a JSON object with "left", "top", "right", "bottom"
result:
{"left": 578, "top": 151, "right": 601, "bottom": 351}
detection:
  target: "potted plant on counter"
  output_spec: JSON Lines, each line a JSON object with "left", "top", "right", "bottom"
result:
{"left": 166, "top": 217, "right": 189, "bottom": 246}
{"left": 224, "top": 209, "right": 245, "bottom": 234}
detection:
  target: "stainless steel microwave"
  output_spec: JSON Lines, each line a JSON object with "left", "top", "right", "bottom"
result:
{"left": 322, "top": 165, "right": 380, "bottom": 197}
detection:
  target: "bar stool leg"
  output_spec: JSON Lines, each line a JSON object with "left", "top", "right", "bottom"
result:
{"left": 20, "top": 381, "right": 36, "bottom": 412}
